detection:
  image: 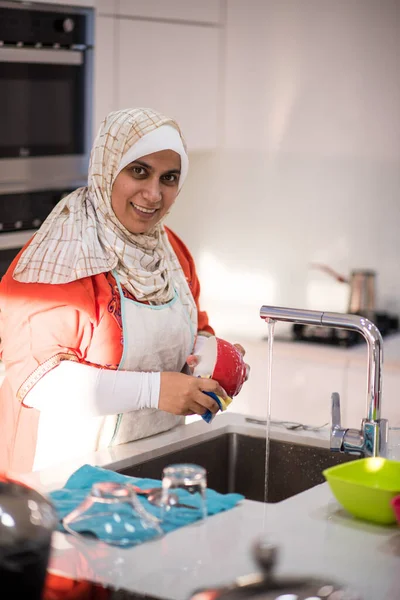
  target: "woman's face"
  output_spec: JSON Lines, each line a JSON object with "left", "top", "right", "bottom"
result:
{"left": 111, "top": 149, "right": 181, "bottom": 234}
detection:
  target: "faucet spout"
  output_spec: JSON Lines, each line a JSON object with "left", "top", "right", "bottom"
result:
{"left": 260, "top": 305, "right": 388, "bottom": 457}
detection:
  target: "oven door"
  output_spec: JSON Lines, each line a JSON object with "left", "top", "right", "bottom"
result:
{"left": 0, "top": 47, "right": 85, "bottom": 159}
{"left": 0, "top": 45, "right": 91, "bottom": 192}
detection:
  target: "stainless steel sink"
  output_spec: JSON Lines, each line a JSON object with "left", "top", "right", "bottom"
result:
{"left": 116, "top": 426, "right": 357, "bottom": 503}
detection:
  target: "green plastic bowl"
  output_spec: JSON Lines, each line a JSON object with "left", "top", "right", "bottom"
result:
{"left": 323, "top": 457, "right": 400, "bottom": 525}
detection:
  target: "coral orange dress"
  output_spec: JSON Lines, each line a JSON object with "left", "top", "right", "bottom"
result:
{"left": 0, "top": 227, "right": 213, "bottom": 474}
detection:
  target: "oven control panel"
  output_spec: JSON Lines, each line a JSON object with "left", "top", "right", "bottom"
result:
{"left": 0, "top": 5, "right": 88, "bottom": 47}
{"left": 0, "top": 188, "right": 75, "bottom": 234}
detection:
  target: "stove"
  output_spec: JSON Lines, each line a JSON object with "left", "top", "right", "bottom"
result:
{"left": 292, "top": 311, "right": 399, "bottom": 347}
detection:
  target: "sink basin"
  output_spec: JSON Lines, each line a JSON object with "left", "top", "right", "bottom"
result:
{"left": 116, "top": 429, "right": 357, "bottom": 503}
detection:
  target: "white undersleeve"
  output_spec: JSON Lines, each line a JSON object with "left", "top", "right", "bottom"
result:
{"left": 23, "top": 361, "right": 160, "bottom": 416}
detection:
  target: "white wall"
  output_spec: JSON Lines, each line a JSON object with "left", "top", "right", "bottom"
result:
{"left": 167, "top": 0, "right": 400, "bottom": 341}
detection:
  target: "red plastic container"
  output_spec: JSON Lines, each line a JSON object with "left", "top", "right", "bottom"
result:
{"left": 391, "top": 494, "right": 400, "bottom": 525}
{"left": 193, "top": 336, "right": 248, "bottom": 397}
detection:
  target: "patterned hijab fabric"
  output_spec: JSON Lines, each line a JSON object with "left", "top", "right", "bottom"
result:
{"left": 13, "top": 108, "right": 198, "bottom": 329}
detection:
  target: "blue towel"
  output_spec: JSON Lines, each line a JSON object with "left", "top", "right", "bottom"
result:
{"left": 49, "top": 464, "right": 244, "bottom": 547}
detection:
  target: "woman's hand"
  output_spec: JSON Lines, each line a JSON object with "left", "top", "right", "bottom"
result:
{"left": 233, "top": 343, "right": 250, "bottom": 381}
{"left": 159, "top": 372, "right": 228, "bottom": 416}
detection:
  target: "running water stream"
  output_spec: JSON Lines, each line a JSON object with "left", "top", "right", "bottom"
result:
{"left": 262, "top": 319, "right": 275, "bottom": 526}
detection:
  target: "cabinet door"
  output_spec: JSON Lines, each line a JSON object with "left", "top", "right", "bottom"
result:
{"left": 28, "top": 0, "right": 95, "bottom": 6}
{"left": 117, "top": 0, "right": 221, "bottom": 24}
{"left": 117, "top": 19, "right": 220, "bottom": 150}
{"left": 96, "top": 0, "right": 117, "bottom": 14}
{"left": 93, "top": 15, "right": 117, "bottom": 137}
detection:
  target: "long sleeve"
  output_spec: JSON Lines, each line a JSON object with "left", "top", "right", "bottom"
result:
{"left": 23, "top": 361, "right": 160, "bottom": 415}
{"left": 0, "top": 265, "right": 124, "bottom": 473}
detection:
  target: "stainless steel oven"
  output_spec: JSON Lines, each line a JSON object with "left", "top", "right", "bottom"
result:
{"left": 0, "top": 186, "right": 76, "bottom": 278}
{"left": 0, "top": 1, "right": 94, "bottom": 194}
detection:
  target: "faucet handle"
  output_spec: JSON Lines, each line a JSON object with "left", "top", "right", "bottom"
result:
{"left": 331, "top": 392, "right": 341, "bottom": 428}
{"left": 330, "top": 392, "right": 346, "bottom": 452}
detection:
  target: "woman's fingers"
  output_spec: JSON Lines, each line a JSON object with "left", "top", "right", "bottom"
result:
{"left": 233, "top": 343, "right": 250, "bottom": 381}
{"left": 196, "top": 391, "right": 221, "bottom": 413}
{"left": 186, "top": 354, "right": 199, "bottom": 368}
{"left": 234, "top": 343, "right": 246, "bottom": 356}
{"left": 189, "top": 400, "right": 216, "bottom": 416}
{"left": 159, "top": 372, "right": 230, "bottom": 417}
{"left": 197, "top": 376, "right": 228, "bottom": 401}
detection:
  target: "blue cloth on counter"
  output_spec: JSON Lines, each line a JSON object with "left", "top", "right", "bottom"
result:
{"left": 49, "top": 464, "right": 244, "bottom": 548}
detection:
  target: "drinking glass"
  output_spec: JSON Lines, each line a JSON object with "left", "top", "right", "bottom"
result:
{"left": 63, "top": 482, "right": 163, "bottom": 547}
{"left": 161, "top": 464, "right": 207, "bottom": 522}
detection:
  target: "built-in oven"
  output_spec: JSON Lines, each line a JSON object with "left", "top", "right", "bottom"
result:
{"left": 0, "top": 0, "right": 94, "bottom": 194}
{"left": 0, "top": 187, "right": 76, "bottom": 278}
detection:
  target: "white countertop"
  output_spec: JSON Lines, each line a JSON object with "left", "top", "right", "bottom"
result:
{"left": 18, "top": 414, "right": 400, "bottom": 600}
{"left": 45, "top": 484, "right": 400, "bottom": 600}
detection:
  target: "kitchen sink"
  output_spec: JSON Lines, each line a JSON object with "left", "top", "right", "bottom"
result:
{"left": 116, "top": 430, "right": 357, "bottom": 503}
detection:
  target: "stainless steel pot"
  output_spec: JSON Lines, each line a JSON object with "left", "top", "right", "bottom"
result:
{"left": 311, "top": 263, "right": 376, "bottom": 319}
{"left": 347, "top": 269, "right": 376, "bottom": 319}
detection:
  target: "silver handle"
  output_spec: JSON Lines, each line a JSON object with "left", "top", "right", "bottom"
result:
{"left": 0, "top": 47, "right": 83, "bottom": 65}
{"left": 331, "top": 392, "right": 341, "bottom": 428}
{"left": 330, "top": 392, "right": 346, "bottom": 452}
{"left": 331, "top": 393, "right": 369, "bottom": 456}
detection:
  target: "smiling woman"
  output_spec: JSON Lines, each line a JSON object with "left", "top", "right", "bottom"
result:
{"left": 111, "top": 150, "right": 181, "bottom": 235}
{"left": 0, "top": 107, "right": 251, "bottom": 475}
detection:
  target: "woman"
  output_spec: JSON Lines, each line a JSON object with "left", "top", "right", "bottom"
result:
{"left": 0, "top": 107, "right": 246, "bottom": 474}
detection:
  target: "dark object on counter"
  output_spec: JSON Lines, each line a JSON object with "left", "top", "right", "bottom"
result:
{"left": 292, "top": 311, "right": 399, "bottom": 347}
{"left": 189, "top": 539, "right": 362, "bottom": 600}
{"left": 0, "top": 474, "right": 57, "bottom": 600}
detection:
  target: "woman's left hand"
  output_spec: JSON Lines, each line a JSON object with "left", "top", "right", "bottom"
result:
{"left": 233, "top": 343, "right": 250, "bottom": 381}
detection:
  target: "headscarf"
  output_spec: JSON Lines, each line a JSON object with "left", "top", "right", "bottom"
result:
{"left": 13, "top": 108, "right": 197, "bottom": 328}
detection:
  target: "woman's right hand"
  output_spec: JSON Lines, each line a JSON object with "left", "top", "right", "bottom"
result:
{"left": 159, "top": 372, "right": 228, "bottom": 416}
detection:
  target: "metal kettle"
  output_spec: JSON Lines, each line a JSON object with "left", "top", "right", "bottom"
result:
{"left": 311, "top": 264, "right": 376, "bottom": 320}
{"left": 189, "top": 539, "right": 362, "bottom": 600}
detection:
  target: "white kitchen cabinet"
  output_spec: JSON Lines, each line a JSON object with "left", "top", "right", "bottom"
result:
{"left": 116, "top": 19, "right": 220, "bottom": 150}
{"left": 29, "top": 0, "right": 95, "bottom": 6}
{"left": 93, "top": 15, "right": 117, "bottom": 137}
{"left": 117, "top": 0, "right": 221, "bottom": 24}
{"left": 96, "top": 0, "right": 117, "bottom": 14}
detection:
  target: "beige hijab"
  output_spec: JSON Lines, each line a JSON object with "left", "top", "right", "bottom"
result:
{"left": 13, "top": 108, "right": 198, "bottom": 329}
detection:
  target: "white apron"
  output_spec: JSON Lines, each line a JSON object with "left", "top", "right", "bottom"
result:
{"left": 97, "top": 272, "right": 195, "bottom": 447}
{"left": 33, "top": 272, "right": 195, "bottom": 471}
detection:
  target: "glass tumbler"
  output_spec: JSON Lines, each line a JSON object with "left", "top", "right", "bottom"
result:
{"left": 62, "top": 482, "right": 163, "bottom": 547}
{"left": 161, "top": 464, "right": 207, "bottom": 522}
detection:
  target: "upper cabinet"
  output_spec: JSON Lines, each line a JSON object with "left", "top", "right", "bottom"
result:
{"left": 116, "top": 19, "right": 220, "bottom": 150}
{"left": 29, "top": 0, "right": 95, "bottom": 6}
{"left": 93, "top": 1, "right": 222, "bottom": 150}
{"left": 93, "top": 15, "right": 117, "bottom": 137}
{"left": 96, "top": 0, "right": 117, "bottom": 13}
{"left": 116, "top": 0, "right": 221, "bottom": 24}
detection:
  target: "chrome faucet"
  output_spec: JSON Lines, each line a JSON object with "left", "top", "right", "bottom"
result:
{"left": 259, "top": 306, "right": 388, "bottom": 458}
